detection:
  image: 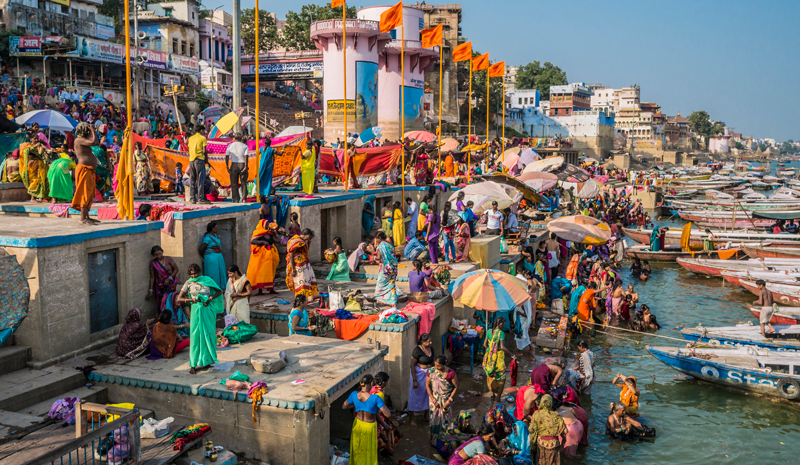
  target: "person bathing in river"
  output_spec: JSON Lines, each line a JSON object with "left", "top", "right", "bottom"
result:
{"left": 606, "top": 402, "right": 655, "bottom": 440}
{"left": 628, "top": 305, "right": 660, "bottom": 332}
{"left": 753, "top": 279, "right": 777, "bottom": 337}
{"left": 639, "top": 260, "right": 651, "bottom": 281}
{"left": 530, "top": 359, "right": 566, "bottom": 393}
{"left": 630, "top": 258, "right": 642, "bottom": 277}
{"left": 612, "top": 374, "right": 640, "bottom": 412}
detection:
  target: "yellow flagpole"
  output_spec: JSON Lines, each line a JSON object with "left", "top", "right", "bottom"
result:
{"left": 400, "top": 16, "right": 405, "bottom": 200}
{"left": 467, "top": 65, "right": 472, "bottom": 183}
{"left": 255, "top": 1, "right": 260, "bottom": 193}
{"left": 343, "top": 4, "right": 348, "bottom": 192}
{"left": 486, "top": 67, "right": 489, "bottom": 150}
{"left": 122, "top": 0, "right": 133, "bottom": 218}
{"left": 437, "top": 44, "right": 442, "bottom": 181}
{"left": 502, "top": 79, "right": 505, "bottom": 164}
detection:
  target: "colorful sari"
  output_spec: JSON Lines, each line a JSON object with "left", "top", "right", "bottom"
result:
{"left": 116, "top": 308, "right": 147, "bottom": 358}
{"left": 152, "top": 259, "right": 178, "bottom": 310}
{"left": 507, "top": 421, "right": 532, "bottom": 465}
{"left": 448, "top": 437, "right": 496, "bottom": 465}
{"left": 46, "top": 158, "right": 74, "bottom": 201}
{"left": 202, "top": 233, "right": 227, "bottom": 290}
{"left": 455, "top": 222, "right": 471, "bottom": 261}
{"left": 534, "top": 261, "right": 547, "bottom": 303}
{"left": 91, "top": 146, "right": 110, "bottom": 192}
{"left": 374, "top": 240, "right": 398, "bottom": 305}
{"left": 134, "top": 149, "right": 153, "bottom": 193}
{"left": 381, "top": 209, "right": 393, "bottom": 238}
{"left": 326, "top": 252, "right": 351, "bottom": 281}
{"left": 369, "top": 385, "right": 402, "bottom": 452}
{"left": 529, "top": 395, "right": 566, "bottom": 465}
{"left": 428, "top": 367, "right": 456, "bottom": 444}
{"left": 392, "top": 208, "right": 406, "bottom": 248}
{"left": 224, "top": 274, "right": 251, "bottom": 324}
{"left": 184, "top": 276, "right": 224, "bottom": 368}
{"left": 482, "top": 329, "right": 506, "bottom": 384}
{"left": 350, "top": 418, "right": 378, "bottom": 465}
{"left": 300, "top": 149, "right": 315, "bottom": 194}
{"left": 163, "top": 292, "right": 189, "bottom": 338}
{"left": 285, "top": 235, "right": 318, "bottom": 298}
{"left": 483, "top": 404, "right": 514, "bottom": 441}
{"left": 20, "top": 145, "right": 48, "bottom": 198}
{"left": 247, "top": 220, "right": 280, "bottom": 292}
{"left": 435, "top": 410, "right": 473, "bottom": 459}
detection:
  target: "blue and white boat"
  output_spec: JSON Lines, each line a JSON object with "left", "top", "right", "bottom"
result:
{"left": 647, "top": 346, "right": 800, "bottom": 400}
{"left": 680, "top": 324, "right": 800, "bottom": 352}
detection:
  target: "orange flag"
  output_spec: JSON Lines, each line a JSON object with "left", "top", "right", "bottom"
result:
{"left": 452, "top": 41, "right": 472, "bottom": 62}
{"left": 472, "top": 53, "right": 489, "bottom": 72}
{"left": 331, "top": 0, "right": 344, "bottom": 7}
{"left": 420, "top": 23, "right": 443, "bottom": 48}
{"left": 379, "top": 1, "right": 403, "bottom": 33}
{"left": 488, "top": 61, "right": 505, "bottom": 78}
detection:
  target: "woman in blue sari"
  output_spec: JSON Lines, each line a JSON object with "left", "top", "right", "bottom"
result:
{"left": 374, "top": 231, "right": 398, "bottom": 306}
{"left": 199, "top": 221, "right": 227, "bottom": 289}
{"left": 362, "top": 194, "right": 376, "bottom": 237}
{"left": 649, "top": 226, "right": 662, "bottom": 252}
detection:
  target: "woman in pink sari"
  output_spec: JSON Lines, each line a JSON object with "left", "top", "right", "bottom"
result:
{"left": 558, "top": 407, "right": 585, "bottom": 457}
{"left": 447, "top": 424, "right": 498, "bottom": 465}
{"left": 455, "top": 217, "right": 471, "bottom": 262}
{"left": 147, "top": 245, "right": 179, "bottom": 311}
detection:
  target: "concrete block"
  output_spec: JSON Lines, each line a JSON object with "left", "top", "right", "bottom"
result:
{"left": 0, "top": 346, "right": 29, "bottom": 375}
{"left": 17, "top": 385, "right": 108, "bottom": 417}
{"left": 176, "top": 448, "right": 237, "bottom": 465}
{"left": 250, "top": 349, "right": 288, "bottom": 374}
{"left": 0, "top": 410, "right": 44, "bottom": 428}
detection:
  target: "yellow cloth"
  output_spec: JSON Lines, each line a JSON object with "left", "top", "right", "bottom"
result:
{"left": 349, "top": 418, "right": 378, "bottom": 465}
{"left": 114, "top": 128, "right": 134, "bottom": 219}
{"left": 301, "top": 149, "right": 315, "bottom": 194}
{"left": 417, "top": 213, "right": 426, "bottom": 231}
{"left": 188, "top": 133, "right": 207, "bottom": 162}
{"left": 392, "top": 208, "right": 406, "bottom": 248}
{"left": 619, "top": 376, "right": 639, "bottom": 407}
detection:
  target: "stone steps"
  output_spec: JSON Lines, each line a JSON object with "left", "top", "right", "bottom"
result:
{"left": 16, "top": 385, "right": 109, "bottom": 417}
{"left": 0, "top": 346, "right": 29, "bottom": 376}
{"left": 0, "top": 368, "right": 85, "bottom": 411}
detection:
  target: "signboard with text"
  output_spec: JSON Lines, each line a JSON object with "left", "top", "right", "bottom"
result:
{"left": 9, "top": 37, "right": 42, "bottom": 56}
{"left": 326, "top": 100, "right": 355, "bottom": 122}
{"left": 244, "top": 61, "right": 323, "bottom": 81}
{"left": 96, "top": 24, "right": 115, "bottom": 41}
{"left": 73, "top": 36, "right": 198, "bottom": 74}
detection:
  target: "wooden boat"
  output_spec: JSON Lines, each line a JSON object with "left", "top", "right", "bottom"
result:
{"left": 647, "top": 346, "right": 800, "bottom": 400}
{"left": 676, "top": 257, "right": 800, "bottom": 277}
{"left": 721, "top": 270, "right": 800, "bottom": 287}
{"left": 748, "top": 306, "right": 800, "bottom": 325}
{"left": 680, "top": 324, "right": 800, "bottom": 352}
{"left": 740, "top": 280, "right": 800, "bottom": 306}
{"left": 625, "top": 245, "right": 733, "bottom": 262}
{"left": 741, "top": 245, "right": 800, "bottom": 259}
{"left": 752, "top": 210, "right": 800, "bottom": 220}
{"left": 623, "top": 228, "right": 800, "bottom": 248}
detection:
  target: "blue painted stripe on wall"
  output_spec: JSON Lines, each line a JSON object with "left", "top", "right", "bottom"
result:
{"left": 173, "top": 203, "right": 259, "bottom": 220}
{"left": 0, "top": 221, "right": 164, "bottom": 248}
{"left": 287, "top": 186, "right": 432, "bottom": 207}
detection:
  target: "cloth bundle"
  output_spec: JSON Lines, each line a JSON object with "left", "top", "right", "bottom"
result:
{"left": 48, "top": 397, "right": 80, "bottom": 425}
{"left": 171, "top": 423, "right": 211, "bottom": 451}
{"left": 248, "top": 381, "right": 269, "bottom": 425}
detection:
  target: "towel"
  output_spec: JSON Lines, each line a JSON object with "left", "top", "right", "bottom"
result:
{"left": 403, "top": 301, "right": 436, "bottom": 335}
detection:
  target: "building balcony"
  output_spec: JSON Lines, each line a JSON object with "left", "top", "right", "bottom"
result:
{"left": 6, "top": 1, "right": 116, "bottom": 41}
{"left": 310, "top": 18, "right": 385, "bottom": 39}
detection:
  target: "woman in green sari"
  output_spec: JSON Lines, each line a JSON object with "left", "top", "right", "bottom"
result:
{"left": 91, "top": 145, "right": 111, "bottom": 193}
{"left": 325, "top": 236, "right": 351, "bottom": 281}
{"left": 47, "top": 156, "right": 75, "bottom": 203}
{"left": 529, "top": 394, "right": 566, "bottom": 465}
{"left": 199, "top": 221, "right": 227, "bottom": 290}
{"left": 425, "top": 355, "right": 458, "bottom": 446}
{"left": 482, "top": 317, "right": 514, "bottom": 402}
{"left": 176, "top": 263, "right": 224, "bottom": 374}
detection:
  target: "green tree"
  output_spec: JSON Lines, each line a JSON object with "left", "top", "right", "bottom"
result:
{"left": 99, "top": 0, "right": 121, "bottom": 36}
{"left": 241, "top": 9, "right": 281, "bottom": 54}
{"left": 688, "top": 111, "right": 725, "bottom": 149}
{"left": 281, "top": 3, "right": 358, "bottom": 51}
{"left": 734, "top": 141, "right": 744, "bottom": 150}
{"left": 0, "top": 29, "right": 28, "bottom": 65}
{"left": 515, "top": 61, "right": 567, "bottom": 100}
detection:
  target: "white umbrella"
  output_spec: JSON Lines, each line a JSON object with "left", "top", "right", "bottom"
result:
{"left": 522, "top": 156, "right": 564, "bottom": 174}
{"left": 518, "top": 148, "right": 538, "bottom": 167}
{"left": 277, "top": 125, "right": 313, "bottom": 137}
{"left": 156, "top": 102, "right": 186, "bottom": 124}
{"left": 15, "top": 110, "right": 78, "bottom": 131}
{"left": 448, "top": 181, "right": 520, "bottom": 215}
{"left": 562, "top": 178, "right": 600, "bottom": 199}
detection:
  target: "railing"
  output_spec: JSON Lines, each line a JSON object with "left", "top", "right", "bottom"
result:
{"left": 32, "top": 402, "right": 141, "bottom": 465}
{"left": 7, "top": 2, "right": 115, "bottom": 41}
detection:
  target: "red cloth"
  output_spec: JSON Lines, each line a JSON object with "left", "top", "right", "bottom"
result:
{"left": 96, "top": 207, "right": 121, "bottom": 220}
{"left": 403, "top": 301, "right": 436, "bottom": 335}
{"left": 316, "top": 310, "right": 379, "bottom": 341}
{"left": 572, "top": 405, "right": 590, "bottom": 445}
{"left": 509, "top": 358, "right": 518, "bottom": 386}
{"left": 172, "top": 425, "right": 211, "bottom": 451}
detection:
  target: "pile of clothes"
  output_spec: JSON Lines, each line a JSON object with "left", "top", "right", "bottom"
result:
{"left": 172, "top": 423, "right": 212, "bottom": 451}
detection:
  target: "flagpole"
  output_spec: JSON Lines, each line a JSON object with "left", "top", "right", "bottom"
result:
{"left": 255, "top": 0, "right": 261, "bottom": 194}
{"left": 467, "top": 65, "right": 472, "bottom": 183}
{"left": 502, "top": 79, "right": 505, "bottom": 164}
{"left": 122, "top": 0, "right": 133, "bottom": 219}
{"left": 400, "top": 15, "right": 405, "bottom": 200}
{"left": 486, "top": 67, "right": 489, "bottom": 155}
{"left": 343, "top": 3, "right": 348, "bottom": 192}
{"left": 437, "top": 44, "right": 442, "bottom": 181}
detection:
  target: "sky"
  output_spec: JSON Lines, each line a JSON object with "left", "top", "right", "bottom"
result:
{"left": 233, "top": 0, "right": 800, "bottom": 141}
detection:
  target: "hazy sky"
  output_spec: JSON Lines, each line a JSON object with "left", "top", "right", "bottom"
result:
{"left": 233, "top": 0, "right": 800, "bottom": 141}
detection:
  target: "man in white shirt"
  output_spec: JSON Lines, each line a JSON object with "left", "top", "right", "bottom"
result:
{"left": 504, "top": 208, "right": 519, "bottom": 234}
{"left": 60, "top": 89, "right": 70, "bottom": 104}
{"left": 484, "top": 201, "right": 504, "bottom": 236}
{"left": 406, "top": 197, "right": 419, "bottom": 235}
{"left": 224, "top": 132, "right": 250, "bottom": 203}
{"left": 70, "top": 90, "right": 81, "bottom": 104}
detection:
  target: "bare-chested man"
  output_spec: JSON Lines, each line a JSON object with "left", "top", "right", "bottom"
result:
{"left": 545, "top": 232, "right": 561, "bottom": 277}
{"left": 72, "top": 122, "right": 99, "bottom": 224}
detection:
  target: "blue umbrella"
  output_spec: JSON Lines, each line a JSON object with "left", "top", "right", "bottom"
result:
{"left": 16, "top": 110, "right": 78, "bottom": 131}
{"left": 359, "top": 127, "right": 382, "bottom": 144}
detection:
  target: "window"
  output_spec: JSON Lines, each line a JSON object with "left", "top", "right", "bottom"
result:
{"left": 164, "top": 7, "right": 173, "bottom": 17}
{"left": 518, "top": 98, "right": 522, "bottom": 104}
{"left": 154, "top": 37, "right": 162, "bottom": 51}
{"left": 181, "top": 41, "right": 186, "bottom": 55}
{"left": 189, "top": 43, "right": 194, "bottom": 57}
{"left": 172, "top": 39, "right": 178, "bottom": 53}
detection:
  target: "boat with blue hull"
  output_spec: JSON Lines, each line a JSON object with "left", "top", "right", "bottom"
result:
{"left": 680, "top": 324, "right": 800, "bottom": 352}
{"left": 647, "top": 346, "right": 800, "bottom": 400}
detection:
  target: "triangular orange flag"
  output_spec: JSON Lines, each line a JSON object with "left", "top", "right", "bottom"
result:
{"left": 331, "top": 0, "right": 344, "bottom": 7}
{"left": 379, "top": 1, "right": 403, "bottom": 33}
{"left": 420, "top": 23, "right": 443, "bottom": 48}
{"left": 472, "top": 53, "right": 489, "bottom": 72}
{"left": 488, "top": 61, "right": 505, "bottom": 78}
{"left": 452, "top": 41, "right": 472, "bottom": 62}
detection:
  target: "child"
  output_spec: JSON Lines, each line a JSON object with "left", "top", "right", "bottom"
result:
{"left": 174, "top": 162, "right": 184, "bottom": 195}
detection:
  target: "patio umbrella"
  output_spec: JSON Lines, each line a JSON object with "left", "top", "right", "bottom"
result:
{"left": 551, "top": 163, "right": 591, "bottom": 182}
{"left": 501, "top": 153, "right": 520, "bottom": 170}
{"left": 517, "top": 171, "right": 558, "bottom": 191}
{"left": 439, "top": 138, "right": 459, "bottom": 152}
{"left": 501, "top": 147, "right": 521, "bottom": 159}
{"left": 404, "top": 130, "right": 436, "bottom": 143}
{"left": 451, "top": 269, "right": 530, "bottom": 312}
{"left": 359, "top": 126, "right": 382, "bottom": 144}
{"left": 522, "top": 156, "right": 564, "bottom": 174}
{"left": 518, "top": 148, "right": 538, "bottom": 167}
{"left": 562, "top": 179, "right": 600, "bottom": 199}
{"left": 16, "top": 110, "right": 78, "bottom": 131}
{"left": 277, "top": 125, "right": 313, "bottom": 137}
{"left": 547, "top": 215, "right": 611, "bottom": 246}
{"left": 481, "top": 174, "right": 544, "bottom": 204}
{"left": 208, "top": 108, "right": 244, "bottom": 139}
{"left": 448, "top": 181, "right": 519, "bottom": 215}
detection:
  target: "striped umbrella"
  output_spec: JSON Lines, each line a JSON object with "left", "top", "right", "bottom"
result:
{"left": 451, "top": 269, "right": 531, "bottom": 312}
{"left": 208, "top": 108, "right": 244, "bottom": 139}
{"left": 548, "top": 215, "right": 611, "bottom": 245}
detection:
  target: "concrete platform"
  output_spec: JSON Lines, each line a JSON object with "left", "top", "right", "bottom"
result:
{"left": 0, "top": 215, "right": 163, "bottom": 248}
{"left": 356, "top": 259, "right": 479, "bottom": 283}
{"left": 0, "top": 182, "right": 30, "bottom": 202}
{"left": 62, "top": 333, "right": 386, "bottom": 465}
{"left": 249, "top": 279, "right": 454, "bottom": 410}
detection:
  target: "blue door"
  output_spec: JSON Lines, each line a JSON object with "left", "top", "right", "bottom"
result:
{"left": 89, "top": 250, "right": 118, "bottom": 333}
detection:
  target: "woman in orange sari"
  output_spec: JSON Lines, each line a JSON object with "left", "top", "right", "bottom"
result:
{"left": 246, "top": 220, "right": 280, "bottom": 294}
{"left": 444, "top": 154, "right": 455, "bottom": 177}
{"left": 285, "top": 229, "right": 318, "bottom": 299}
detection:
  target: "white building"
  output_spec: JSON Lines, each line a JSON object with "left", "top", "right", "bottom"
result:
{"left": 507, "top": 89, "right": 539, "bottom": 109}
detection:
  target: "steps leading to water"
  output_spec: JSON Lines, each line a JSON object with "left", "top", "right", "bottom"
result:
{"left": 0, "top": 367, "right": 85, "bottom": 411}
{"left": 0, "top": 346, "right": 30, "bottom": 376}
